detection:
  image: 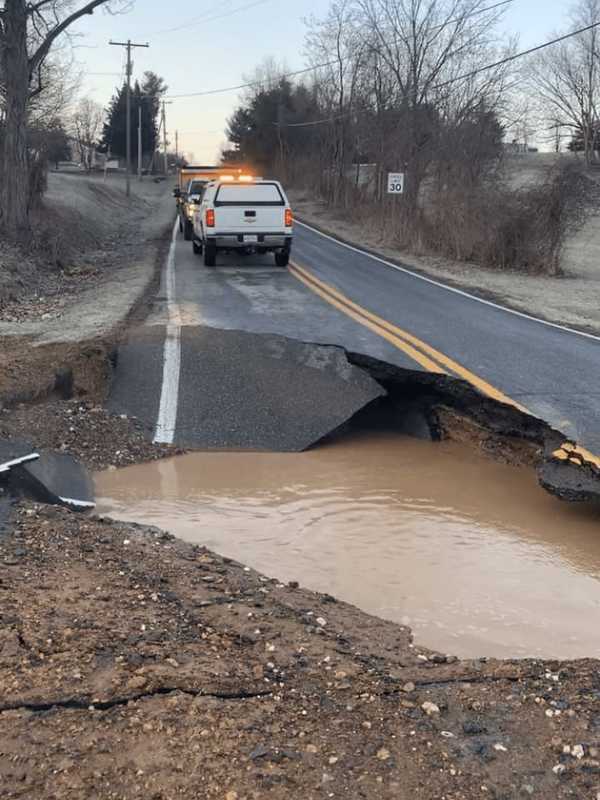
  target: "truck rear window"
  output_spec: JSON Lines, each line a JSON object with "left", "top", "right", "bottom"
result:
{"left": 214, "top": 183, "right": 284, "bottom": 206}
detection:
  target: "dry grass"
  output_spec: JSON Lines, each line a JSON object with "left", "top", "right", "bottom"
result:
{"left": 298, "top": 160, "right": 598, "bottom": 276}
{"left": 0, "top": 173, "right": 159, "bottom": 308}
{"left": 423, "top": 161, "right": 596, "bottom": 274}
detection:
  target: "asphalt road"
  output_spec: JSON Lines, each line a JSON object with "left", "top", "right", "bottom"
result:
{"left": 109, "top": 217, "right": 600, "bottom": 455}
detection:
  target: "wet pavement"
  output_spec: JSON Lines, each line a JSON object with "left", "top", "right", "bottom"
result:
{"left": 96, "top": 431, "right": 600, "bottom": 660}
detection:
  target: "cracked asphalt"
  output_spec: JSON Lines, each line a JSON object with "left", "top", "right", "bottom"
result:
{"left": 109, "top": 219, "right": 600, "bottom": 456}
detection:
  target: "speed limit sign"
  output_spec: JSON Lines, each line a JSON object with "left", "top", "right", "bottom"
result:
{"left": 387, "top": 172, "right": 404, "bottom": 194}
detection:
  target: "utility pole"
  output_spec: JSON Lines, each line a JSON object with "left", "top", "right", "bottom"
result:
{"left": 175, "top": 130, "right": 179, "bottom": 164}
{"left": 109, "top": 39, "right": 149, "bottom": 197}
{"left": 161, "top": 101, "right": 172, "bottom": 176}
{"left": 138, "top": 106, "right": 143, "bottom": 180}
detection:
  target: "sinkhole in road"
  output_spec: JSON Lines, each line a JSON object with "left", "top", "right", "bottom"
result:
{"left": 96, "top": 430, "right": 600, "bottom": 661}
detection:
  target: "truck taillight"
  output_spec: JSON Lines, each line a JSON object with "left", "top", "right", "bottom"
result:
{"left": 285, "top": 208, "right": 293, "bottom": 227}
{"left": 206, "top": 209, "right": 215, "bottom": 228}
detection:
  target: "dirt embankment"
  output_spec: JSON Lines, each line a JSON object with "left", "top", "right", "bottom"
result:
{"left": 0, "top": 172, "right": 172, "bottom": 322}
{"left": 289, "top": 154, "right": 600, "bottom": 335}
{"left": 2, "top": 503, "right": 600, "bottom": 800}
{"left": 0, "top": 172, "right": 174, "bottom": 410}
{"left": 0, "top": 172, "right": 178, "bottom": 471}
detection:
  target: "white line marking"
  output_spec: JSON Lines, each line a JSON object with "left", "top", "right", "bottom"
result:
{"left": 296, "top": 220, "right": 600, "bottom": 343}
{"left": 0, "top": 452, "right": 40, "bottom": 473}
{"left": 153, "top": 219, "right": 182, "bottom": 444}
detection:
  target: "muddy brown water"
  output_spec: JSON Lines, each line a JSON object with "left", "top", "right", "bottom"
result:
{"left": 96, "top": 432, "right": 600, "bottom": 660}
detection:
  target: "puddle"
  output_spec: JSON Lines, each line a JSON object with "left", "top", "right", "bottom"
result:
{"left": 96, "top": 431, "right": 600, "bottom": 660}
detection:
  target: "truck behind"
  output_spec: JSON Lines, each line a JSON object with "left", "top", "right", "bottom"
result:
{"left": 174, "top": 166, "right": 255, "bottom": 240}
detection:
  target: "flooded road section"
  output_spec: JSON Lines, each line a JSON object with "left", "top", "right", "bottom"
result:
{"left": 96, "top": 432, "right": 600, "bottom": 660}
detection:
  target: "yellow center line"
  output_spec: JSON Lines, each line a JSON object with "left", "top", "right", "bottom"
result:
{"left": 289, "top": 265, "right": 445, "bottom": 374}
{"left": 552, "top": 442, "right": 600, "bottom": 470}
{"left": 289, "top": 261, "right": 527, "bottom": 412}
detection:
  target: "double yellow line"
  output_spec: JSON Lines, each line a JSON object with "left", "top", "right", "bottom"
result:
{"left": 289, "top": 260, "right": 600, "bottom": 471}
{"left": 289, "top": 261, "right": 526, "bottom": 411}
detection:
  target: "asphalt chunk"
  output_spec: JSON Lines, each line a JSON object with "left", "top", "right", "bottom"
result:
{"left": 9, "top": 450, "right": 94, "bottom": 510}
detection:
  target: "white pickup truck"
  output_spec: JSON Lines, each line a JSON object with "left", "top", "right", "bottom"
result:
{"left": 192, "top": 179, "right": 293, "bottom": 267}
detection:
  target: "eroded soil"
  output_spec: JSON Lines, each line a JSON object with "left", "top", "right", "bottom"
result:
{"left": 0, "top": 397, "right": 178, "bottom": 471}
{"left": 1, "top": 504, "right": 600, "bottom": 799}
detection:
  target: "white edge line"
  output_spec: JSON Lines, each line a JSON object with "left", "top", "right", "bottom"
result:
{"left": 59, "top": 496, "right": 96, "bottom": 509}
{"left": 295, "top": 219, "right": 600, "bottom": 344}
{"left": 153, "top": 218, "right": 181, "bottom": 444}
{"left": 0, "top": 452, "right": 40, "bottom": 473}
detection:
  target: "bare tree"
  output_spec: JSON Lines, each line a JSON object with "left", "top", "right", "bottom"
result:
{"left": 241, "top": 56, "right": 290, "bottom": 102}
{"left": 529, "top": 0, "right": 600, "bottom": 164}
{"left": 306, "top": 1, "right": 368, "bottom": 203}
{"left": 71, "top": 97, "right": 103, "bottom": 171}
{"left": 0, "top": 0, "right": 122, "bottom": 239}
{"left": 352, "top": 0, "right": 511, "bottom": 218}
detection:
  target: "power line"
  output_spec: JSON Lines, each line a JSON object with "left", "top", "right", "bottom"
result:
{"left": 432, "top": 19, "right": 600, "bottom": 91}
{"left": 151, "top": 0, "right": 270, "bottom": 36}
{"left": 166, "top": 0, "right": 514, "bottom": 100}
{"left": 277, "top": 19, "right": 600, "bottom": 129}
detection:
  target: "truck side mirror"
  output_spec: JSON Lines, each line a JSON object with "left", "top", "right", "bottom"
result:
{"left": 173, "top": 187, "right": 181, "bottom": 198}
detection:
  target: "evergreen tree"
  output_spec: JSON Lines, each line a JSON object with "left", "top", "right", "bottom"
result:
{"left": 226, "top": 79, "right": 320, "bottom": 171}
{"left": 101, "top": 72, "right": 167, "bottom": 164}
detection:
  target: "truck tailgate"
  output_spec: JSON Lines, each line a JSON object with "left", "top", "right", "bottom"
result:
{"left": 215, "top": 205, "right": 285, "bottom": 233}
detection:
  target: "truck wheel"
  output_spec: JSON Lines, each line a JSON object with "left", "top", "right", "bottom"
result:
{"left": 204, "top": 242, "right": 217, "bottom": 267}
{"left": 275, "top": 249, "right": 290, "bottom": 267}
{"left": 184, "top": 219, "right": 193, "bottom": 241}
{"left": 192, "top": 239, "right": 203, "bottom": 256}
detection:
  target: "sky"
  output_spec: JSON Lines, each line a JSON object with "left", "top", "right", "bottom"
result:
{"left": 71, "top": 0, "right": 570, "bottom": 162}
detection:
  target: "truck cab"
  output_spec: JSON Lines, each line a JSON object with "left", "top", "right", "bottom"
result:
{"left": 192, "top": 179, "right": 293, "bottom": 267}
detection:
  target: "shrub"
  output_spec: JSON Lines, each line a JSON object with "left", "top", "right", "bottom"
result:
{"left": 422, "top": 160, "right": 596, "bottom": 274}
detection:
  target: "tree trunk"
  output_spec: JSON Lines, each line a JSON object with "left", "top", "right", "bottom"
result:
{"left": 2, "top": 0, "right": 31, "bottom": 239}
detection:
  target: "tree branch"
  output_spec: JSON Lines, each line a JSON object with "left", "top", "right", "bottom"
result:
{"left": 29, "top": 0, "right": 108, "bottom": 74}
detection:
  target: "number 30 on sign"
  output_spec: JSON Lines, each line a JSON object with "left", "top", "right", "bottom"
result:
{"left": 387, "top": 172, "right": 404, "bottom": 194}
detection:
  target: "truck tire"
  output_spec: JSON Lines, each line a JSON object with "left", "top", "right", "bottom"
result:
{"left": 184, "top": 219, "right": 193, "bottom": 241}
{"left": 204, "top": 242, "right": 217, "bottom": 267}
{"left": 192, "top": 238, "right": 203, "bottom": 256}
{"left": 275, "top": 249, "right": 290, "bottom": 267}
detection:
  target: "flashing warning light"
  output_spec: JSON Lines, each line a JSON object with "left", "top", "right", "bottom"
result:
{"left": 206, "top": 209, "right": 215, "bottom": 227}
{"left": 219, "top": 175, "right": 235, "bottom": 182}
{"left": 285, "top": 208, "right": 293, "bottom": 227}
{"left": 238, "top": 175, "right": 254, "bottom": 182}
